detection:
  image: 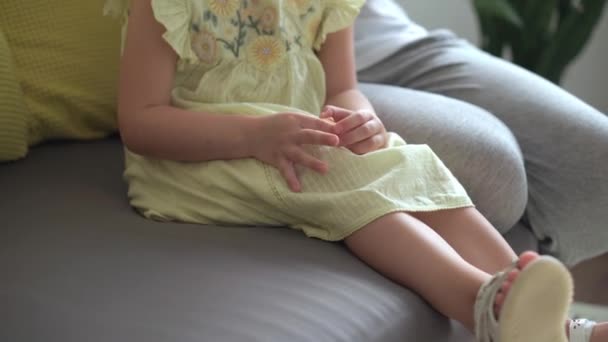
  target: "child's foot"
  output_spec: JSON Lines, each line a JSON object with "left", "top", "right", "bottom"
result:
{"left": 490, "top": 251, "right": 607, "bottom": 342}
{"left": 492, "top": 251, "right": 539, "bottom": 317}
{"left": 475, "top": 251, "right": 573, "bottom": 342}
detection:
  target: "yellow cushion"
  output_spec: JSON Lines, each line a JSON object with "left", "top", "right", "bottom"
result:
{"left": 0, "top": 28, "right": 28, "bottom": 161}
{"left": 0, "top": 1, "right": 122, "bottom": 161}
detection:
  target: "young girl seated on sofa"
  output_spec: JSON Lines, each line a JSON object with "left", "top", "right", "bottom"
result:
{"left": 106, "top": 0, "right": 605, "bottom": 340}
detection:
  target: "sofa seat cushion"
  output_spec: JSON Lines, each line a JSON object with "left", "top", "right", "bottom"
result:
{"left": 0, "top": 139, "right": 485, "bottom": 341}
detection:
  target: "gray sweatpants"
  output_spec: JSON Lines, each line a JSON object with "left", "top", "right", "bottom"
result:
{"left": 357, "top": 30, "right": 608, "bottom": 266}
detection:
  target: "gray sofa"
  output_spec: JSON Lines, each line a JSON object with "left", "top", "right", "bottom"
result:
{"left": 2, "top": 86, "right": 602, "bottom": 341}
{"left": 2, "top": 137, "right": 540, "bottom": 342}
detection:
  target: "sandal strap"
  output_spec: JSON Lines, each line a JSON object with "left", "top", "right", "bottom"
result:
{"left": 569, "top": 318, "right": 596, "bottom": 342}
{"left": 474, "top": 259, "right": 518, "bottom": 342}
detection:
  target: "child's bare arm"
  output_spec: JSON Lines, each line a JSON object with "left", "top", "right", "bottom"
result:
{"left": 317, "top": 27, "right": 387, "bottom": 154}
{"left": 317, "top": 27, "right": 372, "bottom": 113}
{"left": 118, "top": 1, "right": 338, "bottom": 191}
{"left": 118, "top": 0, "right": 261, "bottom": 162}
{"left": 119, "top": 0, "right": 337, "bottom": 182}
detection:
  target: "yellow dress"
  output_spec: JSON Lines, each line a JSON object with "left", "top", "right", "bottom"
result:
{"left": 105, "top": 0, "right": 473, "bottom": 241}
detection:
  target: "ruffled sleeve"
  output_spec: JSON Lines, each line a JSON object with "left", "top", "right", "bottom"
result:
{"left": 150, "top": 0, "right": 198, "bottom": 63}
{"left": 104, "top": 0, "right": 197, "bottom": 63}
{"left": 313, "top": 0, "right": 364, "bottom": 51}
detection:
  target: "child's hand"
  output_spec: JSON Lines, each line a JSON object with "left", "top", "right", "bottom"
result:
{"left": 320, "top": 105, "right": 387, "bottom": 155}
{"left": 252, "top": 113, "right": 340, "bottom": 193}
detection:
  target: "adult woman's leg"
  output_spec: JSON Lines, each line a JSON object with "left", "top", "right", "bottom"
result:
{"left": 437, "top": 48, "right": 608, "bottom": 267}
{"left": 359, "top": 83, "right": 528, "bottom": 236}
{"left": 359, "top": 31, "right": 608, "bottom": 267}
{"left": 359, "top": 83, "right": 525, "bottom": 272}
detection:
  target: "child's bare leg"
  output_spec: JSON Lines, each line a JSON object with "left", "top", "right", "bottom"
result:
{"left": 344, "top": 211, "right": 491, "bottom": 330}
{"left": 411, "top": 207, "right": 516, "bottom": 274}
{"left": 409, "top": 207, "right": 608, "bottom": 342}
{"left": 410, "top": 207, "right": 518, "bottom": 312}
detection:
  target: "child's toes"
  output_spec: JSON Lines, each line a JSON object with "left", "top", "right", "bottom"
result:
{"left": 494, "top": 292, "right": 506, "bottom": 317}
{"left": 518, "top": 251, "right": 540, "bottom": 269}
{"left": 494, "top": 252, "right": 541, "bottom": 318}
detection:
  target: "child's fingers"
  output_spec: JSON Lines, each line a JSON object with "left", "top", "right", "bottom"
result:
{"left": 295, "top": 129, "right": 339, "bottom": 146}
{"left": 334, "top": 111, "right": 374, "bottom": 135}
{"left": 338, "top": 119, "right": 380, "bottom": 146}
{"left": 319, "top": 108, "right": 332, "bottom": 119}
{"left": 278, "top": 158, "right": 301, "bottom": 192}
{"left": 322, "top": 105, "right": 351, "bottom": 123}
{"left": 287, "top": 148, "right": 328, "bottom": 174}
{"left": 348, "top": 134, "right": 385, "bottom": 155}
{"left": 299, "top": 115, "right": 335, "bottom": 133}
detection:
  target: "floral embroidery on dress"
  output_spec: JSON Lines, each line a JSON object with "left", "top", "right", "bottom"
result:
{"left": 248, "top": 35, "right": 285, "bottom": 68}
{"left": 189, "top": 0, "right": 317, "bottom": 65}
{"left": 260, "top": 6, "right": 278, "bottom": 31}
{"left": 191, "top": 29, "right": 218, "bottom": 64}
{"left": 208, "top": 0, "right": 240, "bottom": 17}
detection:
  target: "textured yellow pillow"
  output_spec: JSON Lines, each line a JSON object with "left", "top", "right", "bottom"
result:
{"left": 0, "top": 28, "right": 28, "bottom": 161}
{"left": 0, "top": 1, "right": 122, "bottom": 161}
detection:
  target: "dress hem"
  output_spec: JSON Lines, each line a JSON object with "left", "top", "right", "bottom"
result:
{"left": 319, "top": 198, "right": 475, "bottom": 241}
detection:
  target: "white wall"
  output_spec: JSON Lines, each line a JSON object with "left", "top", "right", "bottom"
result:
{"left": 396, "top": 0, "right": 608, "bottom": 113}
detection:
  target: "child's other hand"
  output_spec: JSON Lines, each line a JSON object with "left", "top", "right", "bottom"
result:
{"left": 252, "top": 113, "right": 340, "bottom": 193}
{"left": 320, "top": 105, "right": 387, "bottom": 155}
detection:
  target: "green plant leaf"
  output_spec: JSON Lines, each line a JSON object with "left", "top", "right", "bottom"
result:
{"left": 537, "top": 0, "right": 607, "bottom": 82}
{"left": 473, "top": 0, "right": 524, "bottom": 27}
{"left": 522, "top": 0, "right": 558, "bottom": 34}
{"left": 511, "top": 0, "right": 557, "bottom": 69}
{"left": 473, "top": 0, "right": 606, "bottom": 83}
{"left": 478, "top": 15, "right": 506, "bottom": 56}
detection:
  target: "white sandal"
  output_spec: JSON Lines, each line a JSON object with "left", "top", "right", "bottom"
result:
{"left": 474, "top": 256, "right": 574, "bottom": 342}
{"left": 569, "top": 318, "right": 597, "bottom": 342}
